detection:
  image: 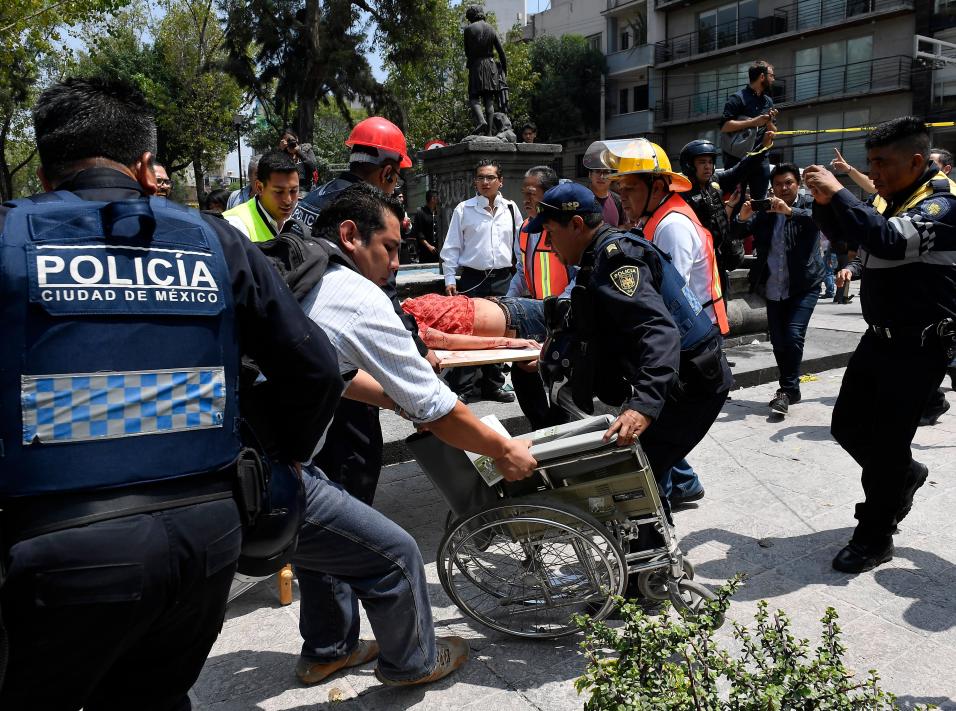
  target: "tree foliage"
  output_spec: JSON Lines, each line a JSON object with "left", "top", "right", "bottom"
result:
{"left": 79, "top": 0, "right": 244, "bottom": 203}
{"left": 529, "top": 34, "right": 606, "bottom": 142}
{"left": 221, "top": 0, "right": 444, "bottom": 144}
{"left": 0, "top": 0, "right": 130, "bottom": 200}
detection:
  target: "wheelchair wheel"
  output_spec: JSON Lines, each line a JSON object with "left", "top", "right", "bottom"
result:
{"left": 668, "top": 579, "right": 724, "bottom": 628}
{"left": 635, "top": 558, "right": 694, "bottom": 602}
{"left": 437, "top": 498, "right": 627, "bottom": 639}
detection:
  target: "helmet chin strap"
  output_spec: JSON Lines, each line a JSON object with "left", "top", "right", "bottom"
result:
{"left": 640, "top": 178, "right": 669, "bottom": 220}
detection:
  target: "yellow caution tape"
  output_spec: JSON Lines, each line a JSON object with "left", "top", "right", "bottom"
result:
{"left": 773, "top": 121, "right": 955, "bottom": 137}
{"left": 744, "top": 122, "right": 956, "bottom": 157}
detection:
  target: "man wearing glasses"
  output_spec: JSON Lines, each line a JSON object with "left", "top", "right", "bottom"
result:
{"left": 440, "top": 159, "right": 522, "bottom": 403}
{"left": 154, "top": 162, "right": 172, "bottom": 197}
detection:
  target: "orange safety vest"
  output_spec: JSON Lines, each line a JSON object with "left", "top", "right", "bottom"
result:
{"left": 519, "top": 218, "right": 570, "bottom": 299}
{"left": 642, "top": 193, "right": 730, "bottom": 335}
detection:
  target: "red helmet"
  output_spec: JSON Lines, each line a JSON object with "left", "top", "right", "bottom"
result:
{"left": 346, "top": 116, "right": 413, "bottom": 168}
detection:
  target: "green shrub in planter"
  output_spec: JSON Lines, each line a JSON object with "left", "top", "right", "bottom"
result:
{"left": 573, "top": 577, "right": 932, "bottom": 710}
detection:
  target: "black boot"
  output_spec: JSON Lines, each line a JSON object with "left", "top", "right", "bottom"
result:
{"left": 832, "top": 539, "right": 894, "bottom": 574}
{"left": 896, "top": 460, "right": 929, "bottom": 524}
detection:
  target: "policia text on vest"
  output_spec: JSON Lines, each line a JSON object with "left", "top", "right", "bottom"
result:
{"left": 33, "top": 246, "right": 222, "bottom": 306}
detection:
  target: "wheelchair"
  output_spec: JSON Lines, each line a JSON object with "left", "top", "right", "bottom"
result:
{"left": 407, "top": 407, "right": 718, "bottom": 639}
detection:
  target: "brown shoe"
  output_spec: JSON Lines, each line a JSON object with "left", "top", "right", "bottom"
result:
{"left": 374, "top": 636, "right": 469, "bottom": 687}
{"left": 295, "top": 639, "right": 380, "bottom": 684}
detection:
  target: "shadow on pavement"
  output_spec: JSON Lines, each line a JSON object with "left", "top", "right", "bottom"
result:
{"left": 681, "top": 528, "right": 956, "bottom": 633}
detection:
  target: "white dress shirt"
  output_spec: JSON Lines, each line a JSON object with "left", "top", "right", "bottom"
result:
{"left": 652, "top": 211, "right": 719, "bottom": 326}
{"left": 441, "top": 193, "right": 522, "bottom": 286}
{"left": 301, "top": 264, "right": 459, "bottom": 425}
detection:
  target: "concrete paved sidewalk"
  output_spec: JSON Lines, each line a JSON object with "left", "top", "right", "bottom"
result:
{"left": 194, "top": 287, "right": 956, "bottom": 710}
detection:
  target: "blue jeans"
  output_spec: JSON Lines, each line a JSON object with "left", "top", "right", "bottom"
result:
{"left": 821, "top": 250, "right": 837, "bottom": 297}
{"left": 658, "top": 458, "right": 703, "bottom": 500}
{"left": 292, "top": 466, "right": 436, "bottom": 681}
{"left": 494, "top": 296, "right": 548, "bottom": 341}
{"left": 766, "top": 288, "right": 820, "bottom": 396}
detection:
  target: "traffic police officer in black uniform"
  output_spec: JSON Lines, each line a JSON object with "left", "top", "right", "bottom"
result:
{"left": 806, "top": 116, "right": 956, "bottom": 573}
{"left": 529, "top": 183, "right": 733, "bottom": 511}
{"left": 0, "top": 77, "right": 342, "bottom": 709}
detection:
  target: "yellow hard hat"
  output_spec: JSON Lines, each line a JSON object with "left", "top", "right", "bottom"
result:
{"left": 583, "top": 138, "right": 692, "bottom": 192}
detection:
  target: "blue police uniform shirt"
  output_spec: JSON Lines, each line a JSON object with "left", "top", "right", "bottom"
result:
{"left": 576, "top": 226, "right": 681, "bottom": 420}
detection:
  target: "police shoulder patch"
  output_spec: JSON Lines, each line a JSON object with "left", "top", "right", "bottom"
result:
{"left": 922, "top": 198, "right": 949, "bottom": 219}
{"left": 604, "top": 240, "right": 621, "bottom": 258}
{"left": 610, "top": 265, "right": 639, "bottom": 296}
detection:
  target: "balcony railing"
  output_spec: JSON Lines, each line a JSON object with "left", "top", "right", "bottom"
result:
{"left": 655, "top": 0, "right": 913, "bottom": 65}
{"left": 606, "top": 44, "right": 655, "bottom": 73}
{"left": 605, "top": 110, "right": 655, "bottom": 138}
{"left": 655, "top": 55, "right": 912, "bottom": 125}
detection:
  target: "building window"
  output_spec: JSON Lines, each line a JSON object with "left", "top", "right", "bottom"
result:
{"left": 633, "top": 84, "right": 649, "bottom": 111}
{"left": 698, "top": 0, "right": 758, "bottom": 53}
{"left": 586, "top": 33, "right": 602, "bottom": 52}
{"left": 791, "top": 109, "right": 869, "bottom": 168}
{"left": 794, "top": 36, "right": 872, "bottom": 103}
{"left": 619, "top": 87, "right": 630, "bottom": 114}
{"left": 695, "top": 62, "right": 748, "bottom": 116}
{"left": 620, "top": 30, "right": 630, "bottom": 51}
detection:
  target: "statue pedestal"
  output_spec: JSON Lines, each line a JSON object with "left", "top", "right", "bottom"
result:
{"left": 423, "top": 141, "right": 562, "bottom": 239}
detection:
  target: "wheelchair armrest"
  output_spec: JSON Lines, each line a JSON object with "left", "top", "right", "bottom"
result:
{"left": 529, "top": 429, "right": 620, "bottom": 464}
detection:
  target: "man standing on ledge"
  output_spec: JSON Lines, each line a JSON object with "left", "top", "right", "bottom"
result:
{"left": 720, "top": 60, "right": 778, "bottom": 200}
{"left": 806, "top": 117, "right": 956, "bottom": 573}
{"left": 441, "top": 159, "right": 522, "bottom": 403}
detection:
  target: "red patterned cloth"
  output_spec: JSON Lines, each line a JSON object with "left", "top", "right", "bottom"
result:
{"left": 401, "top": 294, "right": 475, "bottom": 339}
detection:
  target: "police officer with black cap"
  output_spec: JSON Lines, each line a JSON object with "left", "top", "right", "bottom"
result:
{"left": 805, "top": 116, "right": 956, "bottom": 574}
{"left": 0, "top": 77, "right": 342, "bottom": 709}
{"left": 530, "top": 183, "right": 733, "bottom": 516}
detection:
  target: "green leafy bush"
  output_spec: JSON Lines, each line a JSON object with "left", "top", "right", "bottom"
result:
{"left": 574, "top": 577, "right": 932, "bottom": 710}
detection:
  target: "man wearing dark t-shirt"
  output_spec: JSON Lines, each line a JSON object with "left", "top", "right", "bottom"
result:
{"left": 720, "top": 60, "right": 778, "bottom": 200}
{"left": 589, "top": 168, "right": 625, "bottom": 227}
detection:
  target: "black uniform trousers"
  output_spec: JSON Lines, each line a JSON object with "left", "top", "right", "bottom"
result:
{"left": 0, "top": 498, "right": 241, "bottom": 711}
{"left": 831, "top": 330, "right": 948, "bottom": 545}
{"left": 511, "top": 365, "right": 569, "bottom": 431}
{"left": 444, "top": 267, "right": 512, "bottom": 398}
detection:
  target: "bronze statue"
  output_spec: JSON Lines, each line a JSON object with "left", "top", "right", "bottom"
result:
{"left": 463, "top": 6, "right": 509, "bottom": 137}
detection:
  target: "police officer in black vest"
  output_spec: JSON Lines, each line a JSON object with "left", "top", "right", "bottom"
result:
{"left": 530, "top": 184, "right": 733, "bottom": 516}
{"left": 0, "top": 77, "right": 342, "bottom": 709}
{"left": 806, "top": 117, "right": 956, "bottom": 574}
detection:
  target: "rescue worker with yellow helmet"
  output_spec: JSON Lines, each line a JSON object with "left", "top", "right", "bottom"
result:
{"left": 582, "top": 137, "right": 732, "bottom": 510}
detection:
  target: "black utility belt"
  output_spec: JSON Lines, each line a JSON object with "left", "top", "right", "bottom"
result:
{"left": 1, "top": 465, "right": 237, "bottom": 545}
{"left": 869, "top": 319, "right": 954, "bottom": 347}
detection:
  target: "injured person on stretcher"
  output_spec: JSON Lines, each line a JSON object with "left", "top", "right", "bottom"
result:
{"left": 400, "top": 293, "right": 548, "bottom": 350}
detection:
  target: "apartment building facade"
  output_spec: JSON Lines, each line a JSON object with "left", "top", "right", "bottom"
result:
{"left": 527, "top": 0, "right": 946, "bottom": 172}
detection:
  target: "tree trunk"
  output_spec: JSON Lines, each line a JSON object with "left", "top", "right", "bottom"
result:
{"left": 193, "top": 151, "right": 206, "bottom": 208}
{"left": 293, "top": 0, "right": 322, "bottom": 144}
{"left": 0, "top": 114, "right": 13, "bottom": 202}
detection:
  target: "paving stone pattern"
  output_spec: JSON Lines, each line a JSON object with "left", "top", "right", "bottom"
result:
{"left": 194, "top": 290, "right": 956, "bottom": 709}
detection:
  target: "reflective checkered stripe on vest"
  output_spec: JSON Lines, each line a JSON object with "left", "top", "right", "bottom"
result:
{"left": 643, "top": 193, "right": 730, "bottom": 335}
{"left": 519, "top": 219, "right": 570, "bottom": 299}
{"left": 0, "top": 192, "right": 241, "bottom": 497}
{"left": 223, "top": 197, "right": 274, "bottom": 243}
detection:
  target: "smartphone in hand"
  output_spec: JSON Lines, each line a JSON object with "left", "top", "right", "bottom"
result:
{"left": 751, "top": 198, "right": 772, "bottom": 212}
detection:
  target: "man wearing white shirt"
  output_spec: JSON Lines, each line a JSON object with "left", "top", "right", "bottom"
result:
{"left": 441, "top": 159, "right": 522, "bottom": 402}
{"left": 291, "top": 183, "right": 536, "bottom": 689}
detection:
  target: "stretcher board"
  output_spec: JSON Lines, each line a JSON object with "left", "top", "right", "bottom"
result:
{"left": 434, "top": 347, "right": 540, "bottom": 370}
